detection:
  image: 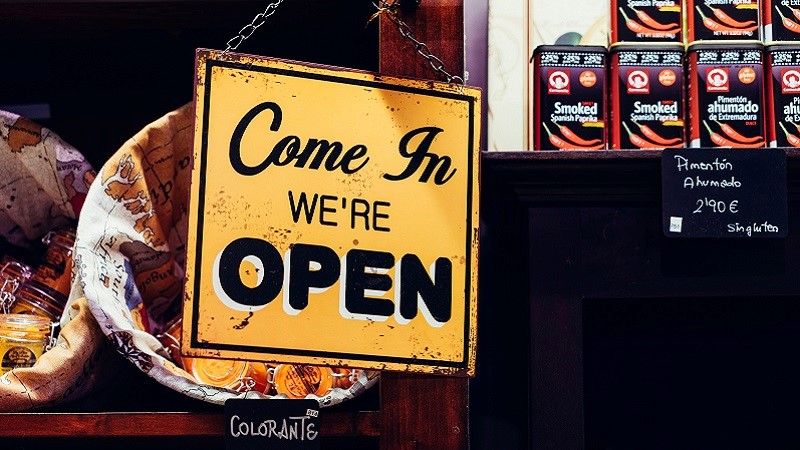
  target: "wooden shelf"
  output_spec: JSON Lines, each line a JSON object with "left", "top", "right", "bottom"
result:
{"left": 0, "top": 411, "right": 380, "bottom": 438}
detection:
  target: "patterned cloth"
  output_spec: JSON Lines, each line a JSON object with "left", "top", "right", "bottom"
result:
{"left": 73, "top": 104, "right": 378, "bottom": 405}
{"left": 0, "top": 110, "right": 107, "bottom": 411}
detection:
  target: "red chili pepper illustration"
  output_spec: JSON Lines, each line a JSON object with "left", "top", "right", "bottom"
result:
{"left": 552, "top": 121, "right": 602, "bottom": 146}
{"left": 703, "top": 120, "right": 762, "bottom": 148}
{"left": 775, "top": 6, "right": 800, "bottom": 33}
{"left": 542, "top": 123, "right": 603, "bottom": 150}
{"left": 631, "top": 121, "right": 682, "bottom": 146}
{"left": 779, "top": 122, "right": 800, "bottom": 147}
{"left": 789, "top": 5, "right": 800, "bottom": 21}
{"left": 622, "top": 122, "right": 664, "bottom": 149}
{"left": 695, "top": 6, "right": 758, "bottom": 33}
{"left": 705, "top": 5, "right": 756, "bottom": 28}
{"left": 619, "top": 8, "right": 681, "bottom": 35}
{"left": 629, "top": 6, "right": 680, "bottom": 31}
{"left": 713, "top": 120, "right": 762, "bottom": 144}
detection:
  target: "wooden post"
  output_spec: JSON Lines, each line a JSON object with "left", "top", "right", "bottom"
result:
{"left": 378, "top": 1, "right": 469, "bottom": 449}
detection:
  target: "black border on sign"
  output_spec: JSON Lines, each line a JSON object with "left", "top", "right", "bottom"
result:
{"left": 191, "top": 55, "right": 476, "bottom": 369}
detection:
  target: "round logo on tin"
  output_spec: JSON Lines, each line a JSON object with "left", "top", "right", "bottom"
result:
{"left": 658, "top": 69, "right": 676, "bottom": 86}
{"left": 706, "top": 68, "right": 729, "bottom": 92}
{"left": 738, "top": 67, "right": 756, "bottom": 84}
{"left": 782, "top": 70, "right": 800, "bottom": 93}
{"left": 548, "top": 70, "right": 570, "bottom": 94}
{"left": 579, "top": 70, "right": 597, "bottom": 87}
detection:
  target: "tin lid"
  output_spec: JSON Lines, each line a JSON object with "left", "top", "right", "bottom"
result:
{"left": 609, "top": 42, "right": 685, "bottom": 54}
{"left": 687, "top": 40, "right": 764, "bottom": 52}
{"left": 765, "top": 42, "right": 800, "bottom": 53}
{"left": 532, "top": 44, "right": 608, "bottom": 56}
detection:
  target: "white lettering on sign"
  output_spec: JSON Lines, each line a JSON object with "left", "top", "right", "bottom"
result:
{"left": 229, "top": 415, "right": 318, "bottom": 441}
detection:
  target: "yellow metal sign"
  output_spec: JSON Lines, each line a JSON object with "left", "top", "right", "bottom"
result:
{"left": 182, "top": 49, "right": 480, "bottom": 376}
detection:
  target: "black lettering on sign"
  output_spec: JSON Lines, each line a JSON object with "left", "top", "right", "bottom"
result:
{"left": 212, "top": 238, "right": 452, "bottom": 326}
{"left": 662, "top": 148, "right": 788, "bottom": 238}
{"left": 287, "top": 191, "right": 391, "bottom": 232}
{"left": 229, "top": 102, "right": 370, "bottom": 176}
{"left": 384, "top": 127, "right": 456, "bottom": 185}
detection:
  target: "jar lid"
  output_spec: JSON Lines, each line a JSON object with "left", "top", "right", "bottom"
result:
{"left": 191, "top": 358, "right": 248, "bottom": 387}
{"left": 272, "top": 364, "right": 333, "bottom": 399}
{"left": 0, "top": 313, "right": 52, "bottom": 337}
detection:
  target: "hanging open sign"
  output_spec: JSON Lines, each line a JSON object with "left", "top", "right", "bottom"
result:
{"left": 182, "top": 49, "right": 480, "bottom": 376}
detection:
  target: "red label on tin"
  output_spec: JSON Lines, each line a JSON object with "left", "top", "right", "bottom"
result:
{"left": 548, "top": 70, "right": 571, "bottom": 94}
{"left": 627, "top": 69, "right": 650, "bottom": 94}
{"left": 781, "top": 69, "right": 800, "bottom": 94}
{"left": 706, "top": 67, "right": 729, "bottom": 92}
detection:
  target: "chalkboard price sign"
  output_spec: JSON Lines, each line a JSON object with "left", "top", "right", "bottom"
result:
{"left": 662, "top": 149, "right": 788, "bottom": 238}
{"left": 225, "top": 399, "right": 320, "bottom": 450}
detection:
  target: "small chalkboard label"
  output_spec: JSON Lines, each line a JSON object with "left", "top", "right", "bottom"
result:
{"left": 225, "top": 399, "right": 320, "bottom": 450}
{"left": 662, "top": 149, "right": 788, "bottom": 238}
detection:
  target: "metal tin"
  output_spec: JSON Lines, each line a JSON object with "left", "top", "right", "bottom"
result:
{"left": 611, "top": 0, "right": 682, "bottom": 44}
{"left": 686, "top": 0, "right": 760, "bottom": 42}
{"left": 610, "top": 43, "right": 685, "bottom": 149}
{"left": 687, "top": 41, "right": 766, "bottom": 148}
{"left": 763, "top": 0, "right": 800, "bottom": 42}
{"left": 0, "top": 313, "right": 51, "bottom": 373}
{"left": 765, "top": 43, "right": 800, "bottom": 147}
{"left": 532, "top": 45, "right": 607, "bottom": 150}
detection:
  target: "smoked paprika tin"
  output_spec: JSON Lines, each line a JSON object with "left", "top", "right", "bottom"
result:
{"left": 611, "top": 0, "right": 682, "bottom": 43}
{"left": 687, "top": 41, "right": 766, "bottom": 148}
{"left": 765, "top": 43, "right": 800, "bottom": 147}
{"left": 686, "top": 0, "right": 760, "bottom": 42}
{"left": 533, "top": 45, "right": 607, "bottom": 150}
{"left": 610, "top": 43, "right": 685, "bottom": 149}
{"left": 763, "top": 0, "right": 800, "bottom": 42}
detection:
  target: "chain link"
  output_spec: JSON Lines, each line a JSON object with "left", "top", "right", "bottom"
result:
{"left": 221, "top": 0, "right": 463, "bottom": 86}
{"left": 372, "top": 0, "right": 465, "bottom": 85}
{"left": 222, "top": 0, "right": 287, "bottom": 55}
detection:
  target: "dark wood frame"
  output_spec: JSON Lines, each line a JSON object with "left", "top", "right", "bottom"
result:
{"left": 482, "top": 149, "right": 800, "bottom": 449}
{"left": 0, "top": 1, "right": 469, "bottom": 449}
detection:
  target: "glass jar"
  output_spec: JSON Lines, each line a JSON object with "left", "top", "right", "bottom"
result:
{"left": 0, "top": 257, "right": 32, "bottom": 312}
{"left": 155, "top": 316, "right": 270, "bottom": 394}
{"left": 0, "top": 314, "right": 52, "bottom": 373}
{"left": 268, "top": 364, "right": 335, "bottom": 399}
{"left": 185, "top": 357, "right": 270, "bottom": 394}
{"left": 29, "top": 227, "right": 75, "bottom": 301}
{"left": 10, "top": 283, "right": 64, "bottom": 322}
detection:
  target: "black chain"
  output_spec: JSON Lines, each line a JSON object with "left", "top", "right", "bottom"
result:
{"left": 222, "top": 0, "right": 287, "bottom": 55}
{"left": 373, "top": 0, "right": 465, "bottom": 85}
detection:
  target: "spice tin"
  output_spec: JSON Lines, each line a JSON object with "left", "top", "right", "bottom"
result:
{"left": 0, "top": 314, "right": 51, "bottom": 373}
{"left": 765, "top": 43, "right": 800, "bottom": 147}
{"left": 686, "top": 0, "right": 760, "bottom": 42}
{"left": 532, "top": 45, "right": 607, "bottom": 150}
{"left": 610, "top": 43, "right": 685, "bottom": 149}
{"left": 30, "top": 227, "right": 75, "bottom": 302}
{"left": 687, "top": 41, "right": 766, "bottom": 148}
{"left": 611, "top": 0, "right": 682, "bottom": 43}
{"left": 10, "top": 283, "right": 64, "bottom": 322}
{"left": 268, "top": 364, "right": 335, "bottom": 399}
{"left": 763, "top": 0, "right": 800, "bottom": 42}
